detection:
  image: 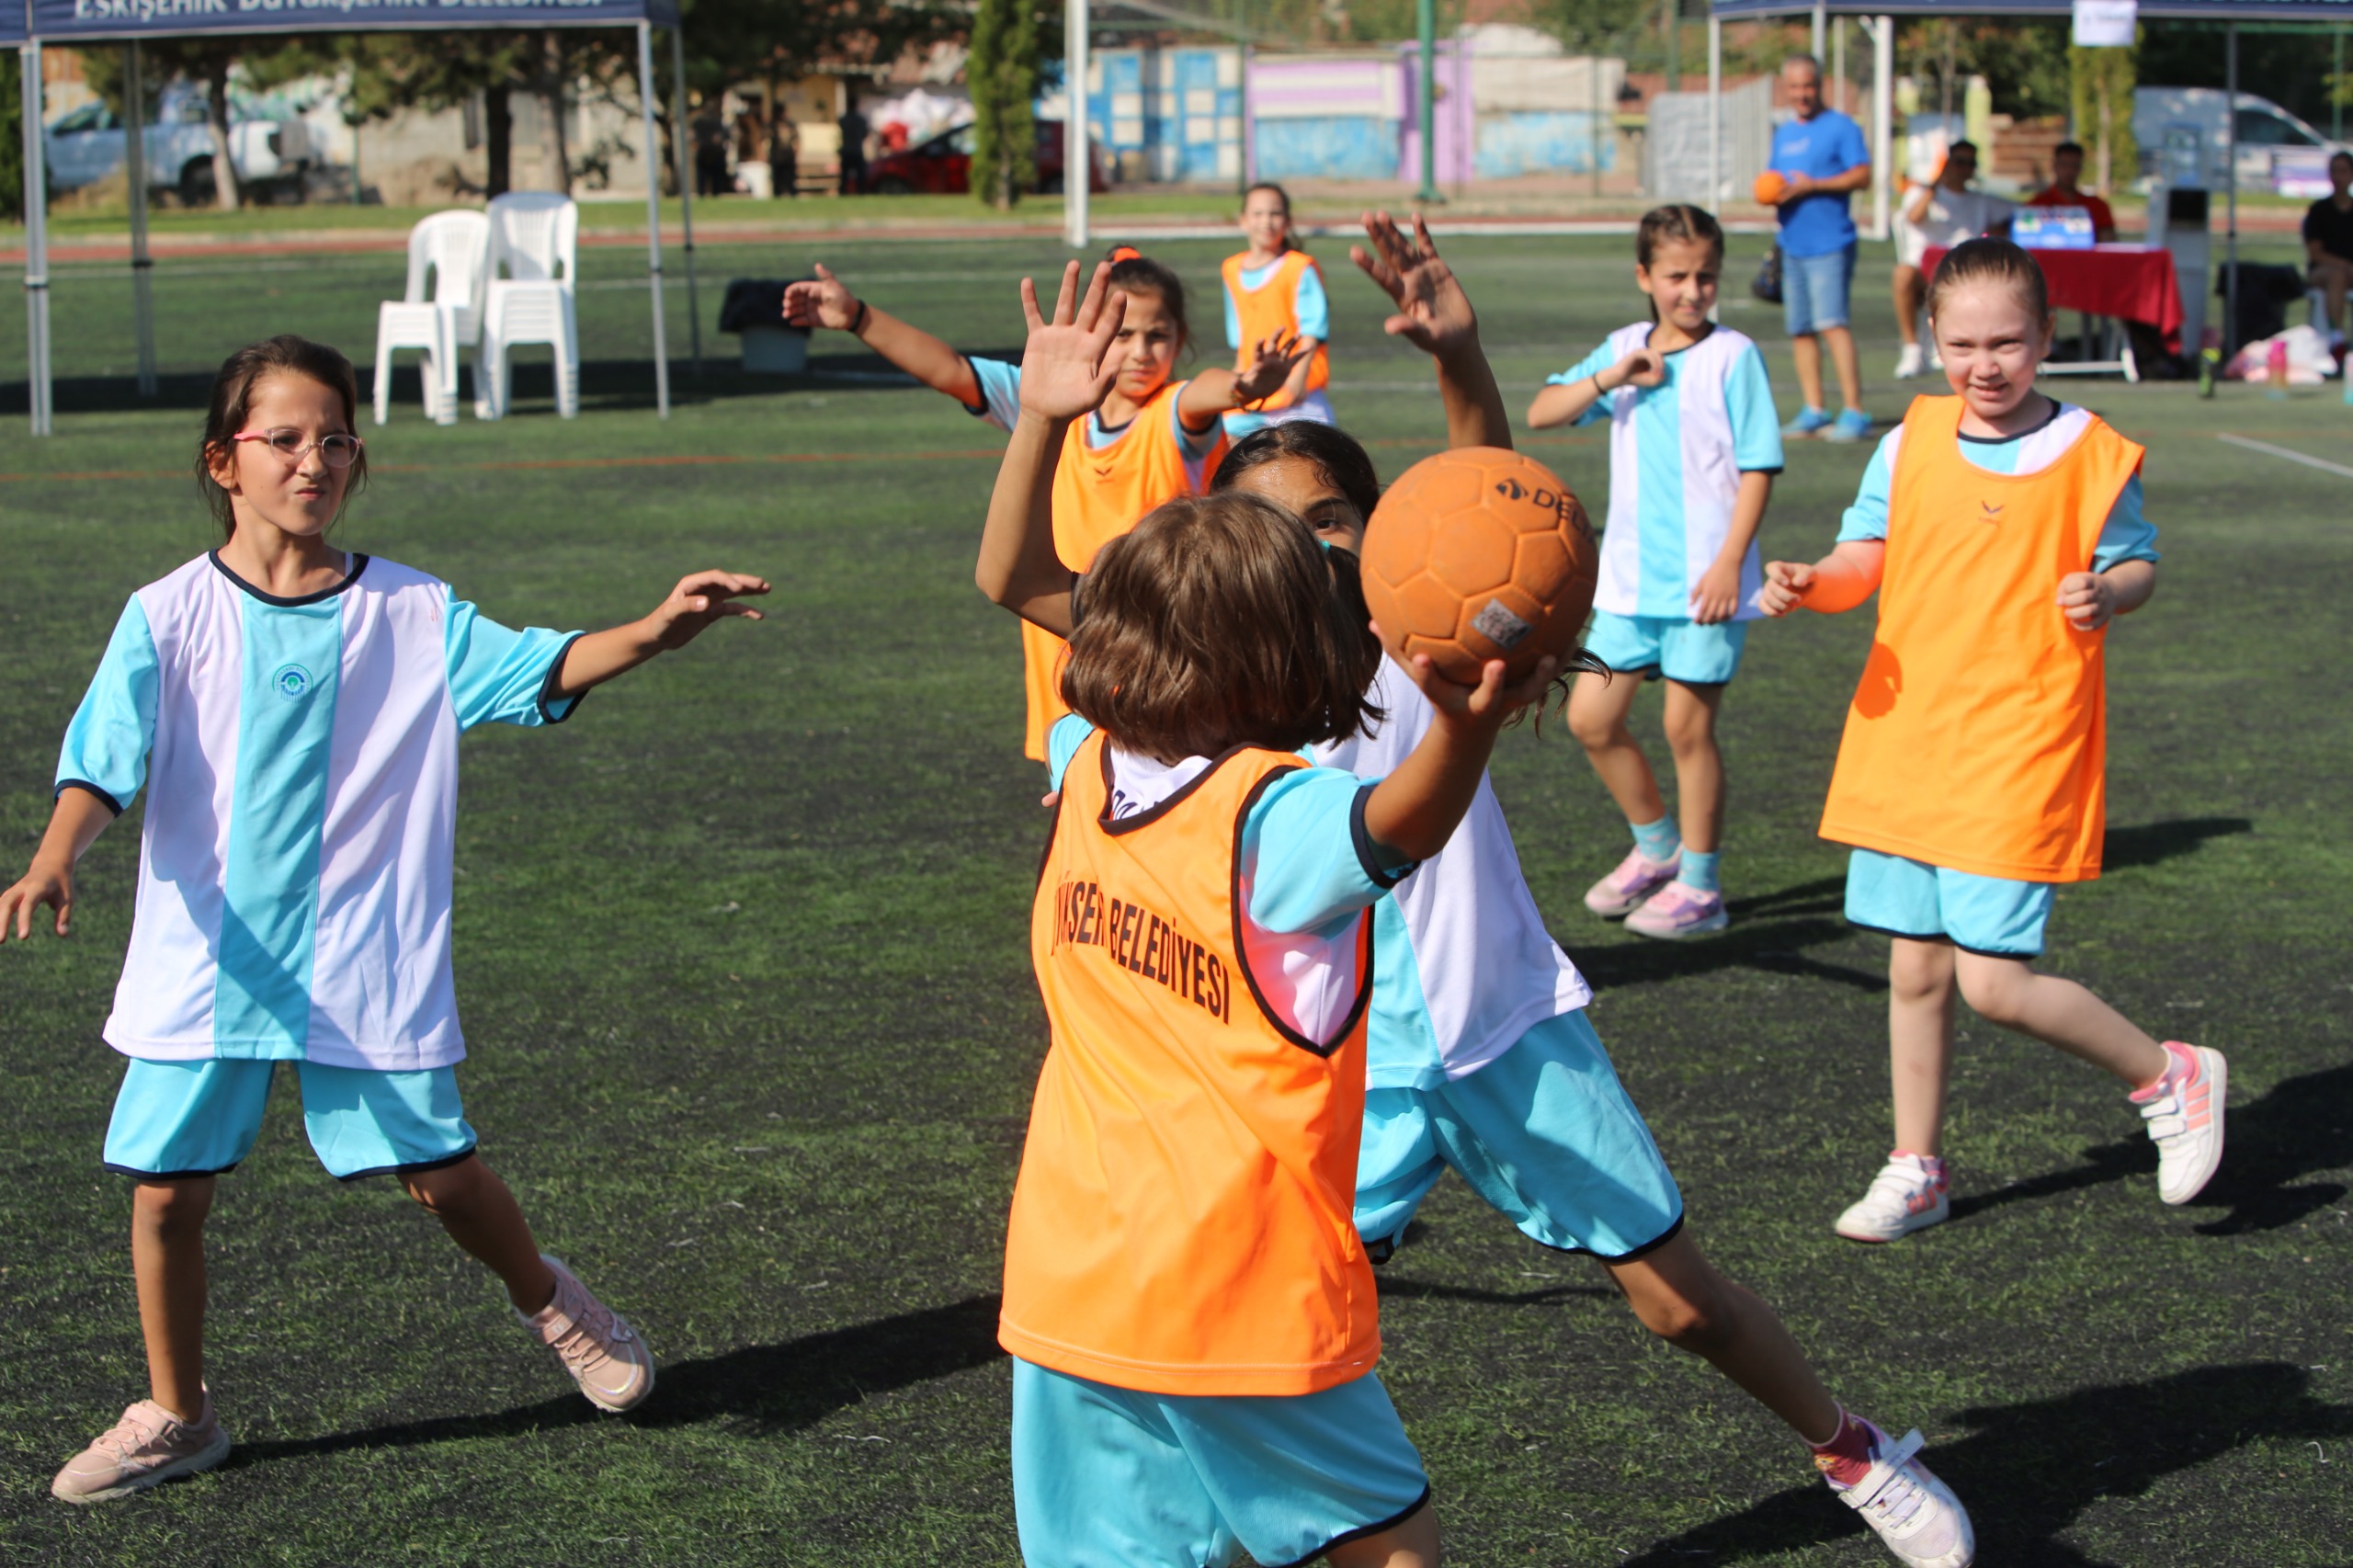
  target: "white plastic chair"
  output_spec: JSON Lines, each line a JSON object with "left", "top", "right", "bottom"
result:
{"left": 476, "top": 193, "right": 581, "bottom": 420}
{"left": 373, "top": 210, "right": 491, "bottom": 426}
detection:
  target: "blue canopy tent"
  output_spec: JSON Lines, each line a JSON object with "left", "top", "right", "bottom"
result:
{"left": 15, "top": 0, "right": 693, "bottom": 435}
{"left": 1708, "top": 0, "right": 2353, "bottom": 359}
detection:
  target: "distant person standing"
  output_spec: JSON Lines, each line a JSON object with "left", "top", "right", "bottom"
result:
{"left": 770, "top": 115, "right": 799, "bottom": 199}
{"left": 1892, "top": 141, "right": 2013, "bottom": 379}
{"left": 2302, "top": 150, "right": 2353, "bottom": 356}
{"left": 838, "top": 104, "right": 871, "bottom": 194}
{"left": 1766, "top": 53, "right": 1872, "bottom": 442}
{"left": 2026, "top": 141, "right": 2119, "bottom": 241}
{"left": 692, "top": 106, "right": 729, "bottom": 199}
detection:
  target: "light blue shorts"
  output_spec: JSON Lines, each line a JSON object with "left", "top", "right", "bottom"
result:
{"left": 1585, "top": 608, "right": 1749, "bottom": 687}
{"left": 103, "top": 1058, "right": 478, "bottom": 1181}
{"left": 1782, "top": 242, "right": 1858, "bottom": 336}
{"left": 1843, "top": 848, "right": 2057, "bottom": 959}
{"left": 1356, "top": 1010, "right": 1685, "bottom": 1261}
{"left": 1010, "top": 1358, "right": 1429, "bottom": 1568}
{"left": 1221, "top": 390, "right": 1336, "bottom": 441}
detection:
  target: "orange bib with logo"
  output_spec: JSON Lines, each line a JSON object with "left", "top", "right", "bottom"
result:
{"left": 1819, "top": 395, "right": 2143, "bottom": 882}
{"left": 1001, "top": 733, "right": 1381, "bottom": 1395}
{"left": 1222, "top": 250, "right": 1331, "bottom": 410}
{"left": 1017, "top": 382, "right": 1226, "bottom": 761}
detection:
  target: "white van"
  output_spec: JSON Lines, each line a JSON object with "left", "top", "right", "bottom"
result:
{"left": 2133, "top": 87, "right": 2347, "bottom": 194}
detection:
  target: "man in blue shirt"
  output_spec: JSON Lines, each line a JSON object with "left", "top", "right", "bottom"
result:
{"left": 1767, "top": 54, "right": 1872, "bottom": 442}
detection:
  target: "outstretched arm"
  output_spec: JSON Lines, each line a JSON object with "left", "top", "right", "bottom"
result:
{"left": 1353, "top": 211, "right": 1511, "bottom": 450}
{"left": 1177, "top": 331, "right": 1313, "bottom": 430}
{"left": 0, "top": 788, "right": 116, "bottom": 942}
{"left": 977, "top": 262, "right": 1130, "bottom": 639}
{"left": 1756, "top": 540, "right": 1884, "bottom": 617}
{"left": 552, "top": 572, "right": 772, "bottom": 697}
{"left": 783, "top": 263, "right": 983, "bottom": 407}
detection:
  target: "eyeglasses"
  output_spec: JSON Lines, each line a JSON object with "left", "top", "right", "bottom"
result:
{"left": 233, "top": 428, "right": 364, "bottom": 469}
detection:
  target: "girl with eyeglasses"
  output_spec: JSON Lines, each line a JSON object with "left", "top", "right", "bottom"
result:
{"left": 2, "top": 335, "right": 770, "bottom": 1504}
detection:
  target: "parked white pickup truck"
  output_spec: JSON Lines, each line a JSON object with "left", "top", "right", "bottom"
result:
{"left": 45, "top": 85, "right": 313, "bottom": 205}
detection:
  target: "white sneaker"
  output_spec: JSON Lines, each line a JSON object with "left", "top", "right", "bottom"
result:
{"left": 2132, "top": 1042, "right": 2226, "bottom": 1205}
{"left": 1835, "top": 1153, "right": 1949, "bottom": 1243}
{"left": 1828, "top": 1420, "right": 1975, "bottom": 1567}
{"left": 1893, "top": 343, "right": 1926, "bottom": 379}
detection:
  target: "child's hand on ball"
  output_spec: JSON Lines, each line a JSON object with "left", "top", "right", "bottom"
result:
{"left": 644, "top": 572, "right": 772, "bottom": 649}
{"left": 2057, "top": 570, "right": 2117, "bottom": 631}
{"left": 1755, "top": 561, "right": 1813, "bottom": 617}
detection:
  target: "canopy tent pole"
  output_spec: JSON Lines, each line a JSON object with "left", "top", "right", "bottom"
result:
{"left": 1832, "top": 15, "right": 1845, "bottom": 113}
{"left": 1415, "top": 0, "right": 1440, "bottom": 202}
{"left": 667, "top": 25, "right": 699, "bottom": 374}
{"left": 1812, "top": 0, "right": 1825, "bottom": 59}
{"left": 1870, "top": 14, "right": 1892, "bottom": 242}
{"left": 634, "top": 21, "right": 671, "bottom": 418}
{"left": 2225, "top": 21, "right": 2239, "bottom": 358}
{"left": 125, "top": 40, "right": 156, "bottom": 398}
{"left": 1066, "top": 0, "right": 1090, "bottom": 245}
{"left": 1707, "top": 12, "right": 1721, "bottom": 205}
{"left": 21, "top": 40, "right": 52, "bottom": 437}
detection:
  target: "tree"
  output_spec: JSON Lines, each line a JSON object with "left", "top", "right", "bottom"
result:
{"left": 2070, "top": 32, "right": 2137, "bottom": 197}
{"left": 968, "top": 0, "right": 1037, "bottom": 208}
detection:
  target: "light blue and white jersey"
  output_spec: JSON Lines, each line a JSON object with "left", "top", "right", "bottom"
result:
{"left": 1550, "top": 323, "right": 1784, "bottom": 622}
{"left": 962, "top": 355, "right": 1223, "bottom": 471}
{"left": 55, "top": 552, "right": 582, "bottom": 1072}
{"left": 1836, "top": 401, "right": 2159, "bottom": 569}
{"left": 1223, "top": 259, "right": 1331, "bottom": 347}
{"left": 1313, "top": 655, "right": 1593, "bottom": 1090}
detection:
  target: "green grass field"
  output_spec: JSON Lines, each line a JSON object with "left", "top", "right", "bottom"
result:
{"left": 2, "top": 232, "right": 2348, "bottom": 1565}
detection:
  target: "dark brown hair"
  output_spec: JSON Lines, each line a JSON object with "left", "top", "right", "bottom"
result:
{"left": 1242, "top": 181, "right": 1296, "bottom": 252}
{"left": 1062, "top": 493, "right": 1382, "bottom": 762}
{"left": 196, "top": 335, "right": 368, "bottom": 540}
{"left": 1636, "top": 203, "right": 1724, "bottom": 270}
{"left": 1927, "top": 236, "right": 2051, "bottom": 326}
{"left": 1105, "top": 249, "right": 1192, "bottom": 355}
{"left": 1213, "top": 421, "right": 1383, "bottom": 529}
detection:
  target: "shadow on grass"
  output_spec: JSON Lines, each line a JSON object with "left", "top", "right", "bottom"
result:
{"left": 1945, "top": 1062, "right": 2348, "bottom": 1236}
{"left": 1570, "top": 915, "right": 1887, "bottom": 996}
{"left": 227, "top": 1293, "right": 1006, "bottom": 1467}
{"left": 1621, "top": 1362, "right": 2353, "bottom": 1566}
{"left": 1373, "top": 1276, "right": 1615, "bottom": 1306}
{"left": 2101, "top": 816, "right": 2253, "bottom": 870}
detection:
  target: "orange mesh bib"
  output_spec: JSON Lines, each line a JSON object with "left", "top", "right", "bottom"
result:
{"left": 1222, "top": 251, "right": 1330, "bottom": 409}
{"left": 1018, "top": 382, "right": 1225, "bottom": 761}
{"left": 1001, "top": 733, "right": 1381, "bottom": 1395}
{"left": 1819, "top": 396, "right": 2143, "bottom": 882}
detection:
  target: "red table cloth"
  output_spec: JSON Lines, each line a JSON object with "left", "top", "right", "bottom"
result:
{"left": 1921, "top": 244, "right": 2184, "bottom": 354}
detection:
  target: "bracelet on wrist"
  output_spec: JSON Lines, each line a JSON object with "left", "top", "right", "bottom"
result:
{"left": 850, "top": 300, "right": 871, "bottom": 335}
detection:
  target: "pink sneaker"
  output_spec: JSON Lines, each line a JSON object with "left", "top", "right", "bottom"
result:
{"left": 1584, "top": 846, "right": 1682, "bottom": 917}
{"left": 1623, "top": 880, "right": 1728, "bottom": 939}
{"left": 522, "top": 1255, "right": 655, "bottom": 1412}
{"left": 2132, "top": 1041, "right": 2226, "bottom": 1205}
{"left": 51, "top": 1393, "right": 232, "bottom": 1504}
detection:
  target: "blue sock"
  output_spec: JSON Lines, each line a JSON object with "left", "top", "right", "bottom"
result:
{"left": 1681, "top": 848, "right": 1722, "bottom": 893}
{"left": 1631, "top": 817, "right": 1680, "bottom": 863}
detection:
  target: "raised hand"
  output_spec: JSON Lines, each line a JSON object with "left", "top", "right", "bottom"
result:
{"left": 1017, "top": 261, "right": 1129, "bottom": 422}
{"left": 1351, "top": 210, "right": 1478, "bottom": 361}
{"left": 783, "top": 263, "right": 863, "bottom": 331}
{"left": 643, "top": 571, "right": 773, "bottom": 650}
{"left": 1233, "top": 329, "right": 1310, "bottom": 406}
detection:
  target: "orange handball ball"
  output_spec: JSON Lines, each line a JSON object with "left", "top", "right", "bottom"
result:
{"left": 1359, "top": 448, "right": 1598, "bottom": 685}
{"left": 1753, "top": 169, "right": 1790, "bottom": 206}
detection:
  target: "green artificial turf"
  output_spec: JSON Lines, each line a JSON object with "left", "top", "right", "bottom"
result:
{"left": 2, "top": 233, "right": 2348, "bottom": 1565}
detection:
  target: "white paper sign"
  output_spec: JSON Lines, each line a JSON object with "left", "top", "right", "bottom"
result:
{"left": 2073, "top": 0, "right": 2137, "bottom": 47}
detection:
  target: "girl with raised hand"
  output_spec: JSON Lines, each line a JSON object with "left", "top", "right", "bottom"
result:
{"left": 1759, "top": 237, "right": 2223, "bottom": 1244}
{"left": 2, "top": 335, "right": 768, "bottom": 1504}
{"left": 982, "top": 226, "right": 1977, "bottom": 1568}
{"left": 784, "top": 250, "right": 1304, "bottom": 762}
{"left": 1221, "top": 181, "right": 1336, "bottom": 439}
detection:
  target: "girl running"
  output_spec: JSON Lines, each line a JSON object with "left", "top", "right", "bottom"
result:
{"left": 784, "top": 249, "right": 1302, "bottom": 762}
{"left": 1758, "top": 238, "right": 2225, "bottom": 1242}
{"left": 983, "top": 222, "right": 1977, "bottom": 1568}
{"left": 0, "top": 335, "right": 769, "bottom": 1503}
{"left": 1222, "top": 181, "right": 1336, "bottom": 440}
{"left": 989, "top": 256, "right": 1558, "bottom": 1568}
{"left": 1529, "top": 205, "right": 1784, "bottom": 938}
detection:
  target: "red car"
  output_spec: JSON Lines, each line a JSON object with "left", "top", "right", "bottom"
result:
{"left": 858, "top": 120, "right": 1107, "bottom": 196}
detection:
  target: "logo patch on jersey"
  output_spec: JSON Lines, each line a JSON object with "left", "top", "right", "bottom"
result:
{"left": 1048, "top": 876, "right": 1232, "bottom": 1022}
{"left": 1472, "top": 597, "right": 1533, "bottom": 651}
{"left": 272, "top": 663, "right": 313, "bottom": 699}
{"left": 1978, "top": 500, "right": 2005, "bottom": 522}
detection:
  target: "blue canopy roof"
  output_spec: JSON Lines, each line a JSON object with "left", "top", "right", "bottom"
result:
{"left": 4, "top": 2, "right": 24, "bottom": 43}
{"left": 27, "top": 0, "right": 676, "bottom": 43}
{"left": 1713, "top": 0, "right": 2353, "bottom": 17}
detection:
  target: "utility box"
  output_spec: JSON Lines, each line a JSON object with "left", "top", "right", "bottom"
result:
{"left": 2149, "top": 186, "right": 2211, "bottom": 355}
{"left": 718, "top": 279, "right": 811, "bottom": 373}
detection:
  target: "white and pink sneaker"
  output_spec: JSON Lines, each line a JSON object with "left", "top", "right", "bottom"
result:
{"left": 1825, "top": 1418, "right": 1976, "bottom": 1567}
{"left": 2132, "top": 1041, "right": 2226, "bottom": 1205}
{"left": 1584, "top": 847, "right": 1681, "bottom": 917}
{"left": 1623, "top": 880, "right": 1728, "bottom": 939}
{"left": 1836, "top": 1152, "right": 1950, "bottom": 1243}
{"left": 51, "top": 1393, "right": 232, "bottom": 1504}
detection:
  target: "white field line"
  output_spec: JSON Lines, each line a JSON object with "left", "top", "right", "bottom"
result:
{"left": 2216, "top": 431, "right": 2353, "bottom": 480}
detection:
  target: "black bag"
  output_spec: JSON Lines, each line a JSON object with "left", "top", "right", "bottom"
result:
{"left": 1750, "top": 244, "right": 1784, "bottom": 305}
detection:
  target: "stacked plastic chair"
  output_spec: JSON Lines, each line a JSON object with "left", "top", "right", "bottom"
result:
{"left": 372, "top": 210, "right": 491, "bottom": 426}
{"left": 476, "top": 192, "right": 581, "bottom": 420}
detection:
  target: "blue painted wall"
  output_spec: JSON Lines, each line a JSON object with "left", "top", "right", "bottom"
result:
{"left": 1255, "top": 118, "right": 1397, "bottom": 180}
{"left": 1473, "top": 112, "right": 1617, "bottom": 179}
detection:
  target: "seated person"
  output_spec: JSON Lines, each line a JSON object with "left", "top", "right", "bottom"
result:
{"left": 2027, "top": 141, "right": 2120, "bottom": 241}
{"left": 2304, "top": 150, "right": 2353, "bottom": 351}
{"left": 1892, "top": 140, "right": 2014, "bottom": 378}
